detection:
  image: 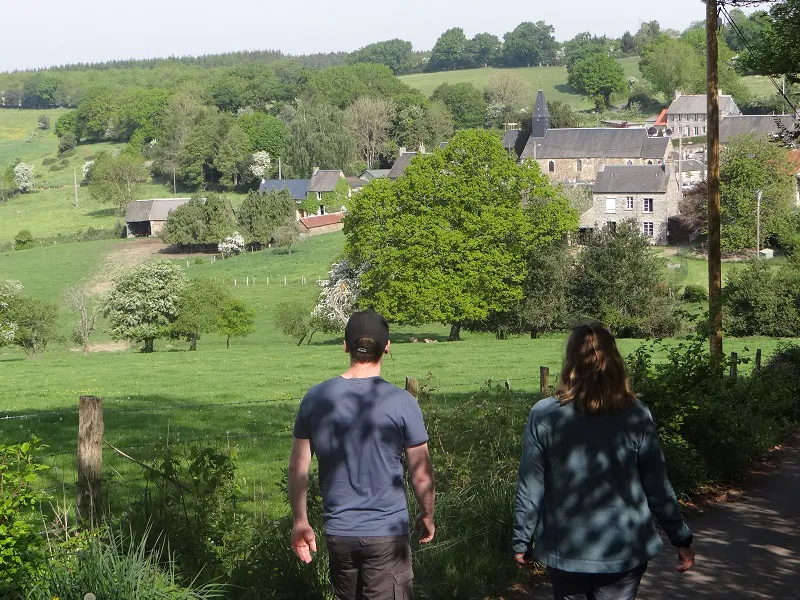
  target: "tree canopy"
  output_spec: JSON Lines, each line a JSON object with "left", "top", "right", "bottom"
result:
{"left": 345, "top": 129, "right": 577, "bottom": 340}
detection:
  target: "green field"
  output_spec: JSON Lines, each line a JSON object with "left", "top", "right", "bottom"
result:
{"left": 1, "top": 234, "right": 795, "bottom": 517}
{"left": 399, "top": 58, "right": 644, "bottom": 110}
{"left": 0, "top": 108, "right": 68, "bottom": 167}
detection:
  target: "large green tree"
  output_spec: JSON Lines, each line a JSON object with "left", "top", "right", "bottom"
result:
{"left": 88, "top": 151, "right": 151, "bottom": 215}
{"left": 346, "top": 39, "right": 415, "bottom": 74}
{"left": 104, "top": 260, "right": 186, "bottom": 353}
{"left": 162, "top": 194, "right": 237, "bottom": 247}
{"left": 217, "top": 298, "right": 256, "bottom": 349}
{"left": 568, "top": 221, "right": 680, "bottom": 338}
{"left": 171, "top": 277, "right": 230, "bottom": 351}
{"left": 237, "top": 189, "right": 297, "bottom": 245}
{"left": 466, "top": 33, "right": 502, "bottom": 68}
{"left": 428, "top": 28, "right": 469, "bottom": 71}
{"left": 739, "top": 0, "right": 800, "bottom": 83}
{"left": 720, "top": 134, "right": 796, "bottom": 252}
{"left": 502, "top": 21, "right": 558, "bottom": 67}
{"left": 237, "top": 111, "right": 289, "bottom": 157}
{"left": 345, "top": 129, "right": 577, "bottom": 340}
{"left": 284, "top": 101, "right": 358, "bottom": 176}
{"left": 431, "top": 82, "right": 487, "bottom": 129}
{"left": 9, "top": 296, "right": 59, "bottom": 359}
{"left": 567, "top": 53, "right": 626, "bottom": 109}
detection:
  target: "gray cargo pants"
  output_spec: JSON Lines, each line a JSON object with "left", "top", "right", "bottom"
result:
{"left": 326, "top": 535, "right": 413, "bottom": 600}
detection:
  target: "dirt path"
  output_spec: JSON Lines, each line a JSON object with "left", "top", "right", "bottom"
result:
{"left": 87, "top": 238, "right": 211, "bottom": 295}
{"left": 522, "top": 443, "right": 800, "bottom": 599}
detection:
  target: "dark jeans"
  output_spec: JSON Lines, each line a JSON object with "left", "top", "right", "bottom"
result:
{"left": 326, "top": 534, "right": 413, "bottom": 600}
{"left": 549, "top": 564, "right": 647, "bottom": 600}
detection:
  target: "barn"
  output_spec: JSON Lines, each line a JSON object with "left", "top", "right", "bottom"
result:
{"left": 125, "top": 198, "right": 191, "bottom": 238}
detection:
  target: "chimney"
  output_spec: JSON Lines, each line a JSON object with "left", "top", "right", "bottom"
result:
{"left": 312, "top": 166, "right": 319, "bottom": 175}
{"left": 418, "top": 143, "right": 426, "bottom": 154}
{"left": 398, "top": 147, "right": 407, "bottom": 157}
{"left": 674, "top": 90, "right": 682, "bottom": 100}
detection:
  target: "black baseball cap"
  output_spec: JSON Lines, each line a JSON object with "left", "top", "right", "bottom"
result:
{"left": 345, "top": 310, "right": 390, "bottom": 354}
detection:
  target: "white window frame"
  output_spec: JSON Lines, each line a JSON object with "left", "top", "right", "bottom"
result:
{"left": 694, "top": 126, "right": 699, "bottom": 136}
{"left": 642, "top": 222, "right": 654, "bottom": 237}
{"left": 625, "top": 197, "right": 634, "bottom": 210}
{"left": 605, "top": 197, "right": 617, "bottom": 214}
{"left": 642, "top": 198, "right": 654, "bottom": 213}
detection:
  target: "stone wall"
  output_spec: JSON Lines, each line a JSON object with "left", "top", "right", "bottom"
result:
{"left": 531, "top": 156, "right": 665, "bottom": 184}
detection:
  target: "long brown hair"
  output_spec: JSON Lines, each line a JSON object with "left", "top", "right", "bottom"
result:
{"left": 555, "top": 322, "right": 636, "bottom": 414}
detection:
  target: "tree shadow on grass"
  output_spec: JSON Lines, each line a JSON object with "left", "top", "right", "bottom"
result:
{"left": 87, "top": 207, "right": 118, "bottom": 218}
{"left": 554, "top": 83, "right": 581, "bottom": 95}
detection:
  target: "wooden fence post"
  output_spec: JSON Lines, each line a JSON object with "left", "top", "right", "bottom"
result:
{"left": 755, "top": 349, "right": 762, "bottom": 372}
{"left": 405, "top": 377, "right": 419, "bottom": 400}
{"left": 77, "top": 395, "right": 104, "bottom": 526}
{"left": 540, "top": 366, "right": 550, "bottom": 397}
{"left": 730, "top": 352, "right": 738, "bottom": 379}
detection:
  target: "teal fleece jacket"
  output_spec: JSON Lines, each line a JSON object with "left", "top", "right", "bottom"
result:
{"left": 512, "top": 397, "right": 692, "bottom": 573}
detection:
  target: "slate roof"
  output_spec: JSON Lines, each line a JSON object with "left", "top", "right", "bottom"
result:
{"left": 502, "top": 129, "right": 522, "bottom": 150}
{"left": 667, "top": 94, "right": 739, "bottom": 115}
{"left": 388, "top": 152, "right": 417, "bottom": 180}
{"left": 308, "top": 170, "right": 344, "bottom": 193}
{"left": 347, "top": 176, "right": 365, "bottom": 189}
{"left": 258, "top": 179, "right": 310, "bottom": 200}
{"left": 520, "top": 128, "right": 669, "bottom": 160}
{"left": 719, "top": 115, "right": 797, "bottom": 144}
{"left": 299, "top": 213, "right": 344, "bottom": 229}
{"left": 679, "top": 159, "right": 704, "bottom": 172}
{"left": 359, "top": 169, "right": 391, "bottom": 181}
{"left": 593, "top": 165, "right": 671, "bottom": 194}
{"left": 125, "top": 198, "right": 191, "bottom": 223}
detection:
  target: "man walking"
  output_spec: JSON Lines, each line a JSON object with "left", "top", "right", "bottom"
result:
{"left": 288, "top": 309, "right": 435, "bottom": 599}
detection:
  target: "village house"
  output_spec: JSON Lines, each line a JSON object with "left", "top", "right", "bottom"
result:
{"left": 719, "top": 114, "right": 797, "bottom": 144}
{"left": 582, "top": 164, "right": 680, "bottom": 246}
{"left": 666, "top": 92, "right": 741, "bottom": 139}
{"left": 125, "top": 198, "right": 191, "bottom": 238}
{"left": 518, "top": 91, "right": 670, "bottom": 184}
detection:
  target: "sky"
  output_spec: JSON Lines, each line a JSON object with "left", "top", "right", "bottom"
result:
{"left": 0, "top": 0, "right": 727, "bottom": 72}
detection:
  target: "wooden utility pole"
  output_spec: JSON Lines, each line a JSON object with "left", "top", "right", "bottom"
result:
{"left": 540, "top": 366, "right": 550, "bottom": 397}
{"left": 707, "top": 0, "right": 724, "bottom": 364}
{"left": 756, "top": 190, "right": 762, "bottom": 259}
{"left": 73, "top": 168, "right": 79, "bottom": 208}
{"left": 173, "top": 168, "right": 177, "bottom": 195}
{"left": 77, "top": 395, "right": 104, "bottom": 526}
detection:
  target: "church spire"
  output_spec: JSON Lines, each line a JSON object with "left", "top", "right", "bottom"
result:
{"left": 531, "top": 90, "right": 550, "bottom": 138}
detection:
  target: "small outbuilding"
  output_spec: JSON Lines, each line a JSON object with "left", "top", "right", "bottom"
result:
{"left": 125, "top": 198, "right": 191, "bottom": 238}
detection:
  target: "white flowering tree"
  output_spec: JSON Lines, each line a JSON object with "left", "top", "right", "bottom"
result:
{"left": 13, "top": 163, "right": 34, "bottom": 193}
{"left": 82, "top": 160, "right": 94, "bottom": 183}
{"left": 249, "top": 151, "right": 271, "bottom": 181}
{"left": 218, "top": 231, "right": 245, "bottom": 257}
{"left": 311, "top": 259, "right": 364, "bottom": 333}
{"left": 0, "top": 280, "right": 23, "bottom": 346}
{"left": 104, "top": 260, "right": 186, "bottom": 353}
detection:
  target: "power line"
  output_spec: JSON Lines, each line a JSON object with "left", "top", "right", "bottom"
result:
{"left": 719, "top": 4, "right": 798, "bottom": 116}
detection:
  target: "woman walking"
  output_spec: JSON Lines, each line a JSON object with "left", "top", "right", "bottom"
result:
{"left": 513, "top": 322, "right": 694, "bottom": 599}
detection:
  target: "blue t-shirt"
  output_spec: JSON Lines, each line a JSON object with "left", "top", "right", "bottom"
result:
{"left": 293, "top": 376, "right": 429, "bottom": 536}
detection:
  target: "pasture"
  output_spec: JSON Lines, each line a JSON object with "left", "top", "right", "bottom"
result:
{"left": 0, "top": 108, "right": 68, "bottom": 167}
{"left": 1, "top": 233, "right": 794, "bottom": 519}
{"left": 399, "top": 58, "right": 643, "bottom": 109}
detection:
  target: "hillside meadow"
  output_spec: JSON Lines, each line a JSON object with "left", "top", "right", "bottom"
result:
{"left": 1, "top": 233, "right": 795, "bottom": 517}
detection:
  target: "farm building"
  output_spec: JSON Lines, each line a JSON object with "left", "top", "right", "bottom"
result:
{"left": 299, "top": 213, "right": 344, "bottom": 236}
{"left": 125, "top": 198, "right": 190, "bottom": 238}
{"left": 719, "top": 114, "right": 797, "bottom": 144}
{"left": 582, "top": 164, "right": 680, "bottom": 246}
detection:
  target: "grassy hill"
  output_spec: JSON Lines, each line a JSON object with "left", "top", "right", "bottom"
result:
{"left": 399, "top": 57, "right": 643, "bottom": 109}
{"left": 0, "top": 108, "right": 68, "bottom": 167}
{"left": 1, "top": 235, "right": 793, "bottom": 516}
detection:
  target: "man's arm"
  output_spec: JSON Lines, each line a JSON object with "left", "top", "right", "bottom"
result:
{"left": 406, "top": 442, "right": 435, "bottom": 543}
{"left": 288, "top": 436, "right": 317, "bottom": 563}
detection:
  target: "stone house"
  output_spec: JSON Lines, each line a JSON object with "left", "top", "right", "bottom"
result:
{"left": 582, "top": 164, "right": 680, "bottom": 245}
{"left": 125, "top": 198, "right": 191, "bottom": 238}
{"left": 719, "top": 114, "right": 797, "bottom": 144}
{"left": 520, "top": 128, "right": 670, "bottom": 184}
{"left": 666, "top": 92, "right": 741, "bottom": 139}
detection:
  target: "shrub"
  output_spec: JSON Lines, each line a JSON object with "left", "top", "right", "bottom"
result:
{"left": 0, "top": 438, "right": 49, "bottom": 595}
{"left": 681, "top": 284, "right": 708, "bottom": 303}
{"left": 194, "top": 257, "right": 205, "bottom": 265}
{"left": 48, "top": 164, "right": 62, "bottom": 172}
{"left": 41, "top": 157, "right": 57, "bottom": 166}
{"left": 275, "top": 302, "right": 316, "bottom": 345}
{"left": 58, "top": 159, "right": 69, "bottom": 167}
{"left": 59, "top": 147, "right": 77, "bottom": 158}
{"left": 723, "top": 261, "right": 800, "bottom": 337}
{"left": 57, "top": 133, "right": 77, "bottom": 154}
{"left": 13, "top": 230, "right": 35, "bottom": 250}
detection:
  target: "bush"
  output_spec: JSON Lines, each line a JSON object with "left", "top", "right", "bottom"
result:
{"left": 58, "top": 134, "right": 77, "bottom": 154}
{"left": 0, "top": 438, "right": 49, "bottom": 595}
{"left": 58, "top": 159, "right": 69, "bottom": 167}
{"left": 59, "top": 147, "right": 77, "bottom": 158}
{"left": 628, "top": 335, "right": 800, "bottom": 485}
{"left": 682, "top": 284, "right": 708, "bottom": 303}
{"left": 13, "top": 230, "right": 34, "bottom": 250}
{"left": 194, "top": 257, "right": 205, "bottom": 265}
{"left": 48, "top": 164, "right": 62, "bottom": 172}
{"left": 41, "top": 157, "right": 57, "bottom": 166}
{"left": 723, "top": 261, "right": 800, "bottom": 337}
